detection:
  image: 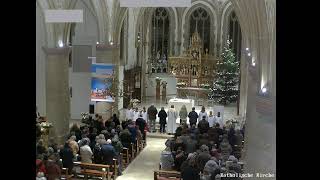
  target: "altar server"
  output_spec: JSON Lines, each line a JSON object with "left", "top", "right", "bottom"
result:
{"left": 133, "top": 107, "right": 140, "bottom": 122}
{"left": 125, "top": 106, "right": 134, "bottom": 121}
{"left": 207, "top": 111, "right": 216, "bottom": 128}
{"left": 167, "top": 105, "right": 178, "bottom": 134}
{"left": 142, "top": 107, "right": 148, "bottom": 122}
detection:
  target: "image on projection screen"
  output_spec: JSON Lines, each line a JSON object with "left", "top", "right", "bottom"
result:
{"left": 91, "top": 63, "right": 115, "bottom": 102}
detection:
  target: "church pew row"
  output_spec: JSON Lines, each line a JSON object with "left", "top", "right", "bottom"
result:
{"left": 73, "top": 160, "right": 117, "bottom": 180}
{"left": 154, "top": 170, "right": 181, "bottom": 180}
{"left": 60, "top": 140, "right": 146, "bottom": 179}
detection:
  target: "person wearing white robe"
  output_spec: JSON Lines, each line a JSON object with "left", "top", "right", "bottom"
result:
{"left": 216, "top": 112, "right": 223, "bottom": 128}
{"left": 125, "top": 107, "right": 134, "bottom": 121}
{"left": 142, "top": 107, "right": 148, "bottom": 122}
{"left": 198, "top": 106, "right": 208, "bottom": 121}
{"left": 207, "top": 111, "right": 216, "bottom": 128}
{"left": 133, "top": 107, "right": 140, "bottom": 122}
{"left": 167, "top": 105, "right": 178, "bottom": 134}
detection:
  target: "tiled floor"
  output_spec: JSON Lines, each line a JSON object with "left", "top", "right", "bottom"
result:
{"left": 116, "top": 137, "right": 167, "bottom": 180}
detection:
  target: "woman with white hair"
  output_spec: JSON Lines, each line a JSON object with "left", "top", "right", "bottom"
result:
{"left": 68, "top": 135, "right": 79, "bottom": 157}
{"left": 80, "top": 138, "right": 93, "bottom": 163}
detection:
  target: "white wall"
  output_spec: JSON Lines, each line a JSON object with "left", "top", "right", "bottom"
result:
{"left": 36, "top": 4, "right": 46, "bottom": 115}
{"left": 70, "top": 0, "right": 98, "bottom": 120}
{"left": 70, "top": 73, "right": 91, "bottom": 119}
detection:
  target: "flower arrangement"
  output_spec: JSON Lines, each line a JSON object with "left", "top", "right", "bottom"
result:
{"left": 40, "top": 122, "right": 53, "bottom": 134}
{"left": 130, "top": 99, "right": 140, "bottom": 108}
{"left": 81, "top": 112, "right": 89, "bottom": 120}
{"left": 130, "top": 99, "right": 140, "bottom": 104}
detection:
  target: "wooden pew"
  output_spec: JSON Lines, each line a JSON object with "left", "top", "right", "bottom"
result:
{"left": 74, "top": 161, "right": 117, "bottom": 180}
{"left": 130, "top": 143, "right": 136, "bottom": 160}
{"left": 122, "top": 147, "right": 130, "bottom": 167}
{"left": 61, "top": 168, "right": 73, "bottom": 180}
{"left": 154, "top": 170, "right": 181, "bottom": 180}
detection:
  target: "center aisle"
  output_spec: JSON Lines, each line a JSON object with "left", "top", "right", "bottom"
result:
{"left": 116, "top": 137, "right": 167, "bottom": 180}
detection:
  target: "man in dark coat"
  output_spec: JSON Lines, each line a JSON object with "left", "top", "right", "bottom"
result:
{"left": 158, "top": 107, "right": 167, "bottom": 133}
{"left": 101, "top": 139, "right": 116, "bottom": 165}
{"left": 135, "top": 114, "right": 146, "bottom": 140}
{"left": 188, "top": 107, "right": 199, "bottom": 126}
{"left": 119, "top": 128, "right": 132, "bottom": 148}
{"left": 147, "top": 104, "right": 158, "bottom": 133}
{"left": 198, "top": 116, "right": 210, "bottom": 134}
{"left": 127, "top": 121, "right": 137, "bottom": 144}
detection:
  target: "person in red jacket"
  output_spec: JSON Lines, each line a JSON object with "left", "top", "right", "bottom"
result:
{"left": 45, "top": 153, "right": 61, "bottom": 180}
{"left": 36, "top": 155, "right": 46, "bottom": 176}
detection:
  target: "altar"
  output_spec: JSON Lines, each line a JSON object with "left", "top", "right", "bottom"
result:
{"left": 168, "top": 98, "right": 194, "bottom": 112}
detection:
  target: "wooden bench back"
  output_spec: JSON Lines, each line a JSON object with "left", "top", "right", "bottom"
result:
{"left": 154, "top": 170, "right": 181, "bottom": 180}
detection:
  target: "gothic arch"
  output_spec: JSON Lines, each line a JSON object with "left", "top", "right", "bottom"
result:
{"left": 136, "top": 7, "right": 178, "bottom": 57}
{"left": 181, "top": 1, "right": 217, "bottom": 56}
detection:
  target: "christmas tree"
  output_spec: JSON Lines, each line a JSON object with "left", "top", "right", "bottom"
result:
{"left": 209, "top": 39, "right": 240, "bottom": 105}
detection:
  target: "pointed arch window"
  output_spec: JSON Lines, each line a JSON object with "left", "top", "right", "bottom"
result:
{"left": 189, "top": 7, "right": 210, "bottom": 53}
{"left": 228, "top": 11, "right": 242, "bottom": 62}
{"left": 151, "top": 8, "right": 170, "bottom": 57}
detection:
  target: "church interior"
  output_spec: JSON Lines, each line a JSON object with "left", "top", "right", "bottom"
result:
{"left": 36, "top": 0, "right": 276, "bottom": 179}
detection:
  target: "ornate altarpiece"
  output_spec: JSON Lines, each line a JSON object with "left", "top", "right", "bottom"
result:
{"left": 168, "top": 32, "right": 216, "bottom": 98}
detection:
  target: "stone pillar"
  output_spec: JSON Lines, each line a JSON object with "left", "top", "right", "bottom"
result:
{"left": 43, "top": 47, "right": 71, "bottom": 145}
{"left": 242, "top": 63, "right": 276, "bottom": 180}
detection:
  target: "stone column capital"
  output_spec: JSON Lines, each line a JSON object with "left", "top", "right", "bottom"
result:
{"left": 42, "top": 47, "right": 71, "bottom": 55}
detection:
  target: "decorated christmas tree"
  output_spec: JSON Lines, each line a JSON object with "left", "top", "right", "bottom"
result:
{"left": 209, "top": 39, "right": 240, "bottom": 105}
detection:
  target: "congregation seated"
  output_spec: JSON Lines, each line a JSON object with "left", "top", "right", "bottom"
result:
{"left": 159, "top": 117, "right": 245, "bottom": 180}
{"left": 35, "top": 110, "right": 148, "bottom": 179}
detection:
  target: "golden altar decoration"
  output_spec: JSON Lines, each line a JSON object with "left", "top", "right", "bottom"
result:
{"left": 168, "top": 32, "right": 216, "bottom": 98}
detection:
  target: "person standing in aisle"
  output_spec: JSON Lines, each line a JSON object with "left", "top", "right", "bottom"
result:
{"left": 125, "top": 106, "right": 134, "bottom": 121}
{"left": 147, "top": 104, "right": 158, "bottom": 133}
{"left": 188, "top": 107, "right": 199, "bottom": 127}
{"left": 158, "top": 107, "right": 168, "bottom": 133}
{"left": 167, "top": 105, "right": 178, "bottom": 134}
